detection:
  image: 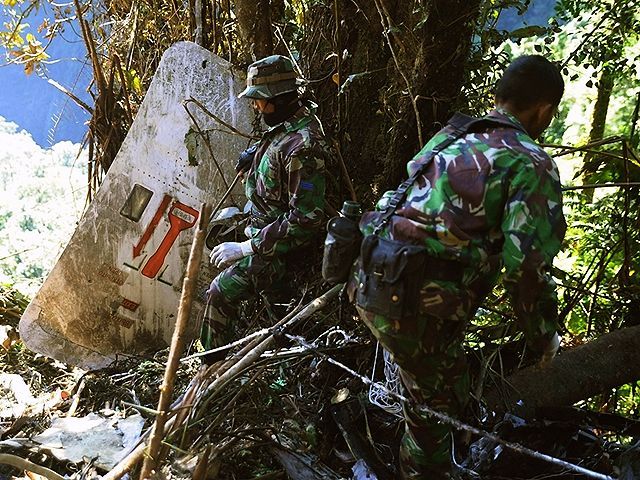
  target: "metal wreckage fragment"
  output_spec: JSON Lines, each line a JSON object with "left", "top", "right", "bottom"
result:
{"left": 19, "top": 42, "right": 252, "bottom": 370}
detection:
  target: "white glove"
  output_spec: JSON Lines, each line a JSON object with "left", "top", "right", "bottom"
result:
{"left": 209, "top": 240, "right": 254, "bottom": 269}
{"left": 539, "top": 332, "right": 560, "bottom": 367}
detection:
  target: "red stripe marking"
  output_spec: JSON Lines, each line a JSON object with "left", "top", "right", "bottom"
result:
{"left": 133, "top": 194, "right": 172, "bottom": 258}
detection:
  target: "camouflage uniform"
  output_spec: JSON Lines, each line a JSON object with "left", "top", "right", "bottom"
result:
{"left": 202, "top": 100, "right": 328, "bottom": 353}
{"left": 354, "top": 108, "right": 566, "bottom": 478}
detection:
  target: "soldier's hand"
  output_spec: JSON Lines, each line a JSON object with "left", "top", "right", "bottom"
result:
{"left": 209, "top": 240, "right": 254, "bottom": 269}
{"left": 538, "top": 332, "right": 560, "bottom": 368}
{"left": 235, "top": 144, "right": 258, "bottom": 175}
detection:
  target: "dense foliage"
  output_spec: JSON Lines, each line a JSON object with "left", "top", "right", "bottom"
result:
{"left": 1, "top": 0, "right": 640, "bottom": 469}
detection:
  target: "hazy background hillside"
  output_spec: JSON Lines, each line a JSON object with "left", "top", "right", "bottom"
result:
{"left": 0, "top": 116, "right": 85, "bottom": 295}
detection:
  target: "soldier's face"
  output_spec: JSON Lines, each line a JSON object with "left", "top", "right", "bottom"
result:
{"left": 251, "top": 99, "right": 275, "bottom": 114}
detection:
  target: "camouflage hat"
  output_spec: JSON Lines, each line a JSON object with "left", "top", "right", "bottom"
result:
{"left": 238, "top": 55, "right": 302, "bottom": 100}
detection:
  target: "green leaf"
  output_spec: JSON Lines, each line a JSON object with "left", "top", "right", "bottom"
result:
{"left": 126, "top": 69, "right": 142, "bottom": 95}
{"left": 509, "top": 26, "right": 548, "bottom": 39}
{"left": 131, "top": 75, "right": 141, "bottom": 95}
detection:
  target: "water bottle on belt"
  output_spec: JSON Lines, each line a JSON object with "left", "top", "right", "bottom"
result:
{"left": 322, "top": 201, "right": 363, "bottom": 284}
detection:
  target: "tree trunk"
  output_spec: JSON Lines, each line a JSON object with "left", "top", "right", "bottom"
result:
{"left": 316, "top": 0, "right": 482, "bottom": 207}
{"left": 582, "top": 69, "right": 615, "bottom": 201}
{"left": 485, "top": 324, "right": 640, "bottom": 418}
{"left": 235, "top": 0, "right": 273, "bottom": 63}
{"left": 374, "top": 0, "right": 482, "bottom": 193}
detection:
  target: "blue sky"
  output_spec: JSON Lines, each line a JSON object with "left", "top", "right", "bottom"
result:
{"left": 0, "top": 2, "right": 92, "bottom": 147}
{"left": 497, "top": 0, "right": 558, "bottom": 31}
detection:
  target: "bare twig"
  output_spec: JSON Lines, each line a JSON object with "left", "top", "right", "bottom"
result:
{"left": 113, "top": 54, "right": 134, "bottom": 124}
{"left": 333, "top": 140, "right": 357, "bottom": 202}
{"left": 74, "top": 0, "right": 106, "bottom": 95}
{"left": 194, "top": 284, "right": 343, "bottom": 413}
{"left": 185, "top": 97, "right": 256, "bottom": 139}
{"left": 140, "top": 203, "right": 212, "bottom": 480}
{"left": 183, "top": 102, "right": 232, "bottom": 195}
{"left": 207, "top": 171, "right": 242, "bottom": 221}
{"left": 46, "top": 78, "right": 93, "bottom": 113}
{"left": 560, "top": 9, "right": 615, "bottom": 70}
{"left": 66, "top": 377, "right": 86, "bottom": 417}
{"left": 541, "top": 136, "right": 623, "bottom": 157}
{"left": 283, "top": 332, "right": 616, "bottom": 480}
{"left": 562, "top": 182, "right": 640, "bottom": 191}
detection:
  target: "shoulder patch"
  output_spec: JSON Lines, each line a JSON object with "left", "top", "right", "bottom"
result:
{"left": 299, "top": 181, "right": 315, "bottom": 191}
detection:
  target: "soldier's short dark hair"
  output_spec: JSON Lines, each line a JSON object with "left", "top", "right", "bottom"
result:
{"left": 495, "top": 55, "right": 564, "bottom": 110}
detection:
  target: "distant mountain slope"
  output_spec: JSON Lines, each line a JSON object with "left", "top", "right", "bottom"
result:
{"left": 0, "top": 116, "right": 86, "bottom": 295}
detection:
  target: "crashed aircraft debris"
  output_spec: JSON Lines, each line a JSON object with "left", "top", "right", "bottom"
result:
{"left": 19, "top": 42, "right": 252, "bottom": 369}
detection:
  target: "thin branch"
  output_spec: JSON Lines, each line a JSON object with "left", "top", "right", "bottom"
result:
{"left": 184, "top": 97, "right": 256, "bottom": 139}
{"left": 560, "top": 8, "right": 614, "bottom": 70}
{"left": 622, "top": 142, "right": 631, "bottom": 281}
{"left": 283, "top": 333, "right": 616, "bottom": 480}
{"left": 183, "top": 102, "right": 232, "bottom": 193}
{"left": 562, "top": 182, "right": 640, "bottom": 191}
{"left": 113, "top": 54, "right": 134, "bottom": 124}
{"left": 47, "top": 78, "right": 93, "bottom": 113}
{"left": 140, "top": 203, "right": 212, "bottom": 479}
{"left": 333, "top": 140, "right": 358, "bottom": 202}
{"left": 194, "top": 284, "right": 343, "bottom": 413}
{"left": 0, "top": 454, "right": 65, "bottom": 480}
{"left": 74, "top": 0, "right": 106, "bottom": 95}
{"left": 541, "top": 136, "right": 623, "bottom": 157}
{"left": 140, "top": 204, "right": 211, "bottom": 479}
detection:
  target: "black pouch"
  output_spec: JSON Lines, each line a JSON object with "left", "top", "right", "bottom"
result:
{"left": 355, "top": 235, "right": 427, "bottom": 320}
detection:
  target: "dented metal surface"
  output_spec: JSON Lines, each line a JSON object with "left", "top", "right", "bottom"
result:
{"left": 19, "top": 42, "right": 252, "bottom": 369}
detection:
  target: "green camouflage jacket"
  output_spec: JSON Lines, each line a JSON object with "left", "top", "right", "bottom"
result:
{"left": 360, "top": 108, "right": 566, "bottom": 350}
{"left": 245, "top": 100, "right": 328, "bottom": 257}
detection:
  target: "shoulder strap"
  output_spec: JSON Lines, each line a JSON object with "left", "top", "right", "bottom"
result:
{"left": 373, "top": 112, "right": 520, "bottom": 234}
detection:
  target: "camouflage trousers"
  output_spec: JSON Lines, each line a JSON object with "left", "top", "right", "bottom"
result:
{"left": 200, "top": 253, "right": 286, "bottom": 361}
{"left": 356, "top": 284, "right": 476, "bottom": 479}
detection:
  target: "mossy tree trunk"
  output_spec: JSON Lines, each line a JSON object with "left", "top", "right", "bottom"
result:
{"left": 371, "top": 0, "right": 483, "bottom": 195}
{"left": 582, "top": 68, "right": 615, "bottom": 201}
{"left": 485, "top": 324, "right": 640, "bottom": 418}
{"left": 235, "top": 0, "right": 274, "bottom": 64}
{"left": 301, "top": 0, "right": 483, "bottom": 206}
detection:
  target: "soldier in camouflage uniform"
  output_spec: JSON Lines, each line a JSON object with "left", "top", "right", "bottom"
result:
{"left": 201, "top": 55, "right": 329, "bottom": 363}
{"left": 352, "top": 55, "right": 566, "bottom": 478}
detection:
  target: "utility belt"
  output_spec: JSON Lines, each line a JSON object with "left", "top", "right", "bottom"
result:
{"left": 354, "top": 235, "right": 466, "bottom": 320}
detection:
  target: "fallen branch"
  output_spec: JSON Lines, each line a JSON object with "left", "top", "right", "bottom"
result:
{"left": 195, "top": 283, "right": 344, "bottom": 410}
{"left": 0, "top": 453, "right": 65, "bottom": 480}
{"left": 66, "top": 377, "right": 86, "bottom": 417}
{"left": 283, "top": 332, "right": 616, "bottom": 480}
{"left": 485, "top": 324, "right": 640, "bottom": 417}
{"left": 102, "top": 285, "right": 342, "bottom": 480}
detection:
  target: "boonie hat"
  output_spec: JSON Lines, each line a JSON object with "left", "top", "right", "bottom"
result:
{"left": 238, "top": 55, "right": 302, "bottom": 99}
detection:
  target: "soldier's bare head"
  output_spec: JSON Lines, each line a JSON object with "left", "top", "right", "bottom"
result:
{"left": 495, "top": 55, "right": 564, "bottom": 139}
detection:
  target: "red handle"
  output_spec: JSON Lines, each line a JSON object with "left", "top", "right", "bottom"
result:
{"left": 142, "top": 202, "right": 199, "bottom": 279}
